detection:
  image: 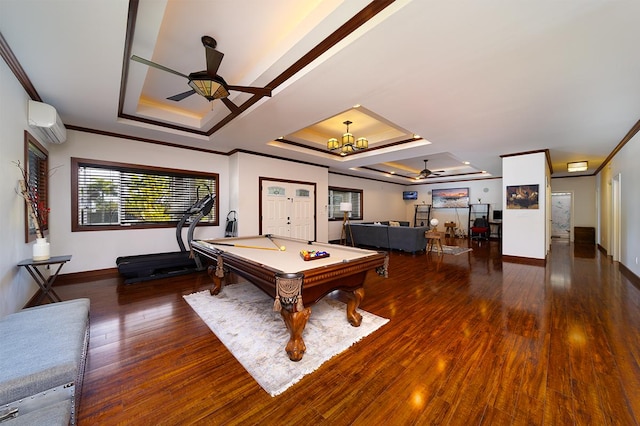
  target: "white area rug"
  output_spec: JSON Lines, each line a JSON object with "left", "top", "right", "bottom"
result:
{"left": 183, "top": 283, "right": 389, "bottom": 396}
{"left": 429, "top": 245, "right": 473, "bottom": 255}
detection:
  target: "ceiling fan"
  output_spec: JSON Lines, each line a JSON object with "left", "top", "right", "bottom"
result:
{"left": 131, "top": 35, "right": 272, "bottom": 113}
{"left": 417, "top": 159, "right": 443, "bottom": 179}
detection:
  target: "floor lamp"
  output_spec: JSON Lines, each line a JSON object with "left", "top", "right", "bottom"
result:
{"left": 339, "top": 202, "right": 354, "bottom": 246}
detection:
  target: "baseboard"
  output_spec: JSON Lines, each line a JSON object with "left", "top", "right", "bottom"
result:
{"left": 619, "top": 262, "right": 640, "bottom": 291}
{"left": 55, "top": 267, "right": 120, "bottom": 285}
{"left": 502, "top": 255, "right": 546, "bottom": 267}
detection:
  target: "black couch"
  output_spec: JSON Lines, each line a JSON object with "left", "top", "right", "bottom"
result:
{"left": 346, "top": 221, "right": 429, "bottom": 253}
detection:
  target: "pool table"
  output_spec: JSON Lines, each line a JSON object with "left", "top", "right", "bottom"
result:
{"left": 191, "top": 235, "right": 388, "bottom": 361}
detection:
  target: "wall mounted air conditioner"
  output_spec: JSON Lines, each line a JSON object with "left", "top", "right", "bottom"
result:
{"left": 27, "top": 100, "right": 67, "bottom": 144}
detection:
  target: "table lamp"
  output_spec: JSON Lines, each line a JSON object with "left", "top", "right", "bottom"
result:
{"left": 430, "top": 218, "right": 439, "bottom": 231}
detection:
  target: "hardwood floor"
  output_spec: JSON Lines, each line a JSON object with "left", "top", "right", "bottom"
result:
{"left": 52, "top": 239, "right": 640, "bottom": 425}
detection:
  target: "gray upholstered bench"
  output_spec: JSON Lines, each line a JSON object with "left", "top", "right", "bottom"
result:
{"left": 0, "top": 298, "right": 90, "bottom": 425}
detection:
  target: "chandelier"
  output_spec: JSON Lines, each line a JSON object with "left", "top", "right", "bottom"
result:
{"left": 327, "top": 121, "right": 368, "bottom": 155}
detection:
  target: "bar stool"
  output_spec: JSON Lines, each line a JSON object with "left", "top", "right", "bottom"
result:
{"left": 425, "top": 231, "right": 444, "bottom": 255}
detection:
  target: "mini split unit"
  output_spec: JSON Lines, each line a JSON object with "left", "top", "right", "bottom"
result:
{"left": 27, "top": 100, "right": 67, "bottom": 144}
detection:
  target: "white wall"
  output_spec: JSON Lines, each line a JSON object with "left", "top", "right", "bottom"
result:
{"left": 598, "top": 130, "right": 640, "bottom": 277}
{"left": 327, "top": 174, "right": 406, "bottom": 241}
{"left": 0, "top": 59, "right": 40, "bottom": 315}
{"left": 234, "top": 152, "right": 329, "bottom": 241}
{"left": 502, "top": 153, "right": 548, "bottom": 260}
{"left": 404, "top": 178, "right": 503, "bottom": 236}
{"left": 47, "top": 130, "right": 229, "bottom": 274}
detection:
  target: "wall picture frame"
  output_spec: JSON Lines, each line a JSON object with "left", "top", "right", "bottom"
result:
{"left": 431, "top": 187, "right": 469, "bottom": 208}
{"left": 506, "top": 184, "right": 539, "bottom": 209}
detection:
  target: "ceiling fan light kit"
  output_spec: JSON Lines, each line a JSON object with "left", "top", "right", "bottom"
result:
{"left": 188, "top": 77, "right": 229, "bottom": 101}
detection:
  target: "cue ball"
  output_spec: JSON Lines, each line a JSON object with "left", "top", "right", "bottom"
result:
{"left": 280, "top": 246, "right": 286, "bottom": 251}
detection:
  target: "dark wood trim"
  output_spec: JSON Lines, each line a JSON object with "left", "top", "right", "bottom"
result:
{"left": 328, "top": 186, "right": 364, "bottom": 221}
{"left": 275, "top": 135, "right": 422, "bottom": 158}
{"left": 70, "top": 157, "right": 220, "bottom": 232}
{"left": 619, "top": 262, "right": 640, "bottom": 292}
{"left": 361, "top": 166, "right": 488, "bottom": 182}
{"left": 66, "top": 125, "right": 225, "bottom": 155}
{"left": 594, "top": 118, "right": 640, "bottom": 175}
{"left": 24, "top": 131, "right": 49, "bottom": 243}
{"left": 118, "top": 0, "right": 139, "bottom": 115}
{"left": 328, "top": 170, "right": 406, "bottom": 186}
{"left": 0, "top": 31, "right": 41, "bottom": 101}
{"left": 597, "top": 243, "right": 608, "bottom": 256}
{"left": 258, "top": 177, "right": 318, "bottom": 238}
{"left": 502, "top": 254, "right": 546, "bottom": 267}
{"left": 54, "top": 267, "right": 120, "bottom": 286}
{"left": 404, "top": 176, "right": 502, "bottom": 186}
{"left": 227, "top": 148, "right": 330, "bottom": 169}
{"left": 119, "top": 113, "right": 209, "bottom": 136}
{"left": 120, "top": 1, "right": 396, "bottom": 136}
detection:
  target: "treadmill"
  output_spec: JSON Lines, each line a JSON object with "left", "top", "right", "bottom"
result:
{"left": 116, "top": 187, "right": 216, "bottom": 284}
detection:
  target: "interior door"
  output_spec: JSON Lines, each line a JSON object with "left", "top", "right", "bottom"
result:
{"left": 261, "top": 180, "right": 315, "bottom": 240}
{"left": 262, "top": 184, "right": 289, "bottom": 237}
{"left": 289, "top": 185, "right": 314, "bottom": 240}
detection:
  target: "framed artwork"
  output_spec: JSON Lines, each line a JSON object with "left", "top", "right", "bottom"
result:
{"left": 432, "top": 187, "right": 469, "bottom": 208}
{"left": 506, "top": 184, "right": 539, "bottom": 209}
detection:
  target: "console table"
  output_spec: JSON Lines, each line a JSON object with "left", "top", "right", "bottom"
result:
{"left": 17, "top": 255, "right": 72, "bottom": 304}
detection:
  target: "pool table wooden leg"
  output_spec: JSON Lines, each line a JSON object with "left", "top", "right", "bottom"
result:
{"left": 346, "top": 287, "right": 365, "bottom": 327}
{"left": 280, "top": 307, "right": 311, "bottom": 362}
{"left": 208, "top": 255, "right": 225, "bottom": 295}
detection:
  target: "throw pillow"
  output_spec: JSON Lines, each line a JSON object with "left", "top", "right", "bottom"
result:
{"left": 389, "top": 221, "right": 400, "bottom": 227}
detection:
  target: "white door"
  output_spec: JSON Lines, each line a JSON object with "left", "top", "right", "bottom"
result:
{"left": 261, "top": 180, "right": 315, "bottom": 240}
{"left": 262, "top": 184, "right": 289, "bottom": 237}
{"left": 290, "top": 186, "right": 314, "bottom": 240}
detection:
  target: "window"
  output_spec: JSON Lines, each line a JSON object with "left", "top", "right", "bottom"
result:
{"left": 328, "top": 187, "right": 363, "bottom": 220}
{"left": 72, "top": 158, "right": 219, "bottom": 231}
{"left": 24, "top": 132, "right": 48, "bottom": 242}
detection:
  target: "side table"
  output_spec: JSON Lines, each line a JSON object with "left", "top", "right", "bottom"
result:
{"left": 444, "top": 222, "right": 456, "bottom": 238}
{"left": 425, "top": 231, "right": 444, "bottom": 255}
{"left": 17, "top": 255, "right": 72, "bottom": 304}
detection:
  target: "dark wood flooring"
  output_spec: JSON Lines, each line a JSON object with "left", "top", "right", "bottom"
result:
{"left": 51, "top": 239, "right": 640, "bottom": 425}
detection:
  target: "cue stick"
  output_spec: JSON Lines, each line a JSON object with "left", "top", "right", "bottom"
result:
{"left": 265, "top": 234, "right": 283, "bottom": 250}
{"left": 207, "top": 242, "right": 280, "bottom": 251}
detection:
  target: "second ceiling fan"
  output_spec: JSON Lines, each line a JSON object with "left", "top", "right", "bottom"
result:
{"left": 417, "top": 159, "right": 443, "bottom": 179}
{"left": 131, "top": 35, "right": 272, "bottom": 113}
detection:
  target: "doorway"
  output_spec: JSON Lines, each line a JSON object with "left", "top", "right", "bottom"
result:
{"left": 260, "top": 178, "right": 316, "bottom": 240}
{"left": 611, "top": 174, "right": 621, "bottom": 261}
{"left": 551, "top": 192, "right": 572, "bottom": 240}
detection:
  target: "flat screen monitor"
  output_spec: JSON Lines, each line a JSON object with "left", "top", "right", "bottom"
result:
{"left": 403, "top": 191, "right": 418, "bottom": 200}
{"left": 493, "top": 210, "right": 502, "bottom": 220}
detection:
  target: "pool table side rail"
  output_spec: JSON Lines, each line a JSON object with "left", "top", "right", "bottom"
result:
{"left": 191, "top": 240, "right": 387, "bottom": 306}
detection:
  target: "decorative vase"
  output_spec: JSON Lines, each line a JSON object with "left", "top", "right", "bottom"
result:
{"left": 33, "top": 237, "right": 50, "bottom": 261}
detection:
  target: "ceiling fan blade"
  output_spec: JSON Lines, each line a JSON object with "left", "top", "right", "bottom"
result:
{"left": 221, "top": 97, "right": 241, "bottom": 113}
{"left": 227, "top": 85, "right": 272, "bottom": 97}
{"left": 205, "top": 48, "right": 224, "bottom": 77}
{"left": 167, "top": 89, "right": 196, "bottom": 102}
{"left": 131, "top": 55, "right": 189, "bottom": 79}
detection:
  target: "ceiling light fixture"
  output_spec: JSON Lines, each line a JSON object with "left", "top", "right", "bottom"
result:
{"left": 327, "top": 120, "right": 368, "bottom": 156}
{"left": 567, "top": 161, "right": 588, "bottom": 172}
